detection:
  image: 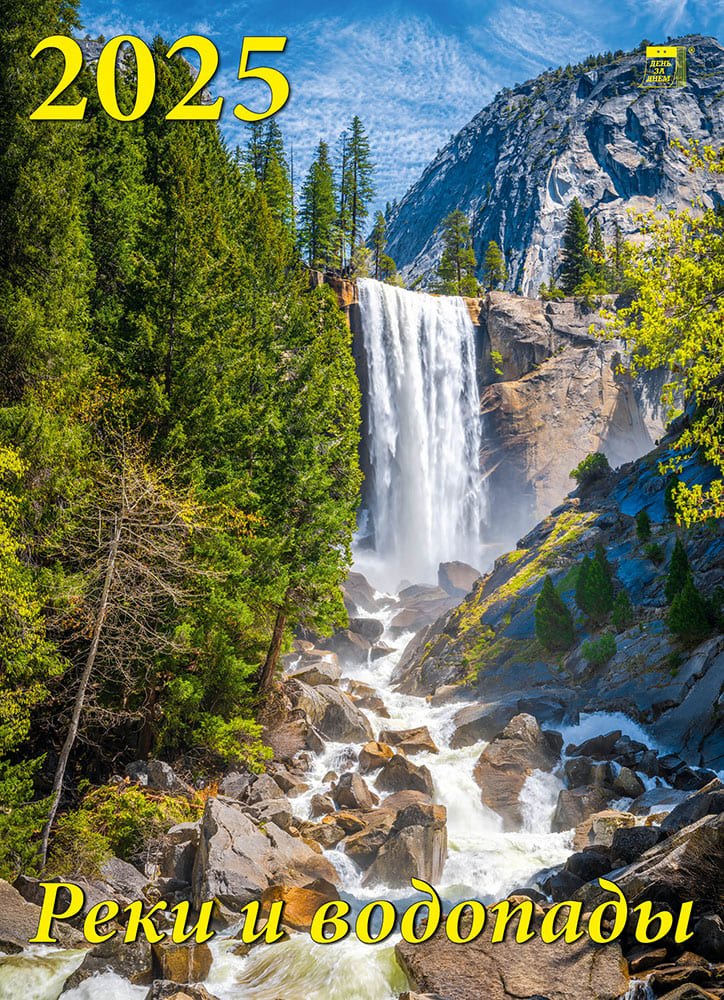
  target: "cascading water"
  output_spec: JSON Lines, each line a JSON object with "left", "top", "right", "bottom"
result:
{"left": 356, "top": 279, "right": 486, "bottom": 589}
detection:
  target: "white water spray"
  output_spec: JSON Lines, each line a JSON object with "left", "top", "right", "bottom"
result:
{"left": 357, "top": 279, "right": 486, "bottom": 589}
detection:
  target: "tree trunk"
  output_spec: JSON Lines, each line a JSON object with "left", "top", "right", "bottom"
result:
{"left": 40, "top": 510, "right": 123, "bottom": 867}
{"left": 258, "top": 607, "right": 288, "bottom": 694}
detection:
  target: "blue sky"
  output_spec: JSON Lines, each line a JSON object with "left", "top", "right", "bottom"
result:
{"left": 78, "top": 0, "right": 723, "bottom": 217}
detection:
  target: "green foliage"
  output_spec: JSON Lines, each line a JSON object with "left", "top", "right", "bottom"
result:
{"left": 539, "top": 279, "right": 566, "bottom": 301}
{"left": 482, "top": 240, "right": 508, "bottom": 290}
{"left": 570, "top": 451, "right": 611, "bottom": 486}
{"left": 47, "top": 783, "right": 198, "bottom": 876}
{"left": 644, "top": 541, "right": 665, "bottom": 564}
{"left": 664, "top": 476, "right": 680, "bottom": 521}
{"left": 560, "top": 198, "right": 591, "bottom": 293}
{"left": 612, "top": 590, "right": 634, "bottom": 631}
{"left": 576, "top": 545, "right": 614, "bottom": 622}
{"left": 298, "top": 139, "right": 338, "bottom": 268}
{"left": 667, "top": 575, "right": 711, "bottom": 644}
{"left": 491, "top": 349, "right": 504, "bottom": 376}
{"left": 581, "top": 632, "right": 616, "bottom": 665}
{"left": 602, "top": 144, "right": 724, "bottom": 523}
{"left": 370, "top": 211, "right": 397, "bottom": 280}
{"left": 535, "top": 575, "right": 575, "bottom": 651}
{"left": 665, "top": 537, "right": 690, "bottom": 603}
{"left": 635, "top": 509, "right": 652, "bottom": 542}
{"left": 436, "top": 211, "right": 478, "bottom": 296}
{"left": 338, "top": 116, "right": 375, "bottom": 264}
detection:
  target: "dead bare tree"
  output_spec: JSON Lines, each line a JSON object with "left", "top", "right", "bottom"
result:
{"left": 40, "top": 438, "right": 209, "bottom": 865}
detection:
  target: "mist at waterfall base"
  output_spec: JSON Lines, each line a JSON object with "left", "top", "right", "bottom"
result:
{"left": 353, "top": 279, "right": 488, "bottom": 591}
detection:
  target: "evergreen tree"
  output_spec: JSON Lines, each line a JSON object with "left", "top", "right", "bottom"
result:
{"left": 612, "top": 590, "right": 634, "bottom": 631}
{"left": 668, "top": 575, "right": 710, "bottom": 643}
{"left": 575, "top": 555, "right": 592, "bottom": 613}
{"left": 635, "top": 509, "right": 651, "bottom": 543}
{"left": 339, "top": 116, "right": 374, "bottom": 263}
{"left": 483, "top": 240, "right": 508, "bottom": 290}
{"left": 437, "top": 211, "right": 478, "bottom": 296}
{"left": 370, "top": 211, "right": 396, "bottom": 280}
{"left": 665, "top": 537, "right": 690, "bottom": 603}
{"left": 578, "top": 545, "right": 614, "bottom": 621}
{"left": 298, "top": 139, "right": 337, "bottom": 268}
{"left": 535, "top": 575, "right": 575, "bottom": 651}
{"left": 560, "top": 198, "right": 591, "bottom": 294}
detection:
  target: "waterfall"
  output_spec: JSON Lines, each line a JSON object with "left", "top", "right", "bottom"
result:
{"left": 356, "top": 278, "right": 486, "bottom": 588}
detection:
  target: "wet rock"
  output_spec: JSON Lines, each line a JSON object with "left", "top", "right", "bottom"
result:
{"left": 332, "top": 772, "right": 376, "bottom": 811}
{"left": 144, "top": 984, "right": 220, "bottom": 1000}
{"left": 626, "top": 945, "right": 668, "bottom": 974}
{"left": 378, "top": 726, "right": 438, "bottom": 755}
{"left": 395, "top": 907, "right": 629, "bottom": 1000}
{"left": 654, "top": 987, "right": 722, "bottom": 1000}
{"left": 371, "top": 642, "right": 395, "bottom": 660}
{"left": 359, "top": 741, "right": 396, "bottom": 773}
{"left": 151, "top": 939, "right": 212, "bottom": 983}
{"left": 589, "top": 809, "right": 636, "bottom": 847}
{"left": 449, "top": 702, "right": 518, "bottom": 749}
{"left": 553, "top": 786, "right": 613, "bottom": 833}
{"left": 673, "top": 766, "right": 718, "bottom": 792}
{"left": 375, "top": 755, "right": 434, "bottom": 797}
{"left": 270, "top": 767, "right": 309, "bottom": 798}
{"left": 343, "top": 823, "right": 394, "bottom": 869}
{"left": 63, "top": 935, "right": 153, "bottom": 990}
{"left": 318, "top": 629, "right": 372, "bottom": 665}
{"left": 612, "top": 766, "right": 646, "bottom": 799}
{"left": 566, "top": 731, "right": 622, "bottom": 760}
{"left": 438, "top": 561, "right": 480, "bottom": 597}
{"left": 646, "top": 953, "right": 716, "bottom": 994}
{"left": 564, "top": 847, "right": 612, "bottom": 882}
{"left": 363, "top": 801, "right": 447, "bottom": 888}
{"left": 610, "top": 825, "right": 664, "bottom": 866}
{"left": 260, "top": 882, "right": 338, "bottom": 932}
{"left": 342, "top": 572, "right": 379, "bottom": 615}
{"left": 125, "top": 760, "right": 193, "bottom": 796}
{"left": 298, "top": 820, "right": 345, "bottom": 850}
{"left": 310, "top": 793, "right": 335, "bottom": 818}
{"left": 629, "top": 787, "right": 690, "bottom": 818}
{"left": 541, "top": 867, "right": 585, "bottom": 901}
{"left": 0, "top": 879, "right": 87, "bottom": 953}
{"left": 288, "top": 680, "right": 373, "bottom": 743}
{"left": 661, "top": 779, "right": 724, "bottom": 834}
{"left": 474, "top": 714, "right": 562, "bottom": 830}
{"left": 349, "top": 617, "right": 384, "bottom": 642}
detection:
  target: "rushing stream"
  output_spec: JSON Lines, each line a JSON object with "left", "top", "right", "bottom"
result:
{"left": 0, "top": 280, "right": 666, "bottom": 1000}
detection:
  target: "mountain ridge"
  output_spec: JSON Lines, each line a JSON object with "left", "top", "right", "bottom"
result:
{"left": 385, "top": 34, "right": 724, "bottom": 295}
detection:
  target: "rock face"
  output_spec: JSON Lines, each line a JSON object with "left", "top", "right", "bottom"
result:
{"left": 395, "top": 911, "right": 629, "bottom": 1000}
{"left": 473, "top": 714, "right": 562, "bottom": 829}
{"left": 384, "top": 36, "right": 724, "bottom": 296}
{"left": 0, "top": 879, "right": 86, "bottom": 954}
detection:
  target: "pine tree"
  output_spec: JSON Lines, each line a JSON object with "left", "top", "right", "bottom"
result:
{"left": 340, "top": 116, "right": 374, "bottom": 263}
{"left": 437, "top": 211, "right": 478, "bottom": 296}
{"left": 535, "top": 575, "right": 575, "bottom": 651}
{"left": 577, "top": 546, "right": 614, "bottom": 621}
{"left": 483, "top": 240, "right": 508, "bottom": 290}
{"left": 298, "top": 139, "right": 337, "bottom": 268}
{"left": 635, "top": 509, "right": 651, "bottom": 543}
{"left": 560, "top": 198, "right": 591, "bottom": 294}
{"left": 612, "top": 590, "right": 634, "bottom": 631}
{"left": 665, "top": 537, "right": 690, "bottom": 603}
{"left": 668, "top": 575, "right": 710, "bottom": 643}
{"left": 575, "top": 555, "right": 591, "bottom": 613}
{"left": 370, "top": 211, "right": 396, "bottom": 280}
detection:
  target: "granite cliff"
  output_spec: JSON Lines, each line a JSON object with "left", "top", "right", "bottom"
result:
{"left": 385, "top": 35, "right": 724, "bottom": 295}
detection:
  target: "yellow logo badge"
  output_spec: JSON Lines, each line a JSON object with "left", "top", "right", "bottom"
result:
{"left": 641, "top": 45, "right": 687, "bottom": 87}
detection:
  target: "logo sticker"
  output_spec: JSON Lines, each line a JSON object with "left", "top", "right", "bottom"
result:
{"left": 641, "top": 45, "right": 687, "bottom": 88}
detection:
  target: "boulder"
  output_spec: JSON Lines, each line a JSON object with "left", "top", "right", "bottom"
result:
{"left": 552, "top": 786, "right": 613, "bottom": 833}
{"left": 473, "top": 714, "right": 562, "bottom": 830}
{"left": 291, "top": 681, "right": 374, "bottom": 742}
{"left": 299, "top": 820, "right": 345, "bottom": 850}
{"left": 395, "top": 908, "right": 629, "bottom": 1000}
{"left": 576, "top": 814, "right": 723, "bottom": 917}
{"left": 612, "top": 766, "right": 646, "bottom": 799}
{"left": 144, "top": 984, "right": 220, "bottom": 1000}
{"left": 375, "top": 755, "right": 434, "bottom": 797}
{"left": 332, "top": 772, "right": 376, "bottom": 811}
{"left": 342, "top": 572, "right": 379, "bottom": 614}
{"left": 99, "top": 857, "right": 149, "bottom": 900}
{"left": 359, "top": 741, "right": 395, "bottom": 773}
{"left": 661, "top": 779, "right": 724, "bottom": 834}
{"left": 260, "top": 882, "right": 338, "bottom": 932}
{"left": 288, "top": 653, "right": 342, "bottom": 687}
{"left": 540, "top": 867, "right": 585, "bottom": 902}
{"left": 310, "top": 793, "right": 335, "bottom": 818}
{"left": 151, "top": 939, "right": 213, "bottom": 983}
{"left": 589, "top": 809, "right": 637, "bottom": 847}
{"left": 610, "top": 825, "right": 664, "bottom": 866}
{"left": 349, "top": 617, "right": 384, "bottom": 643}
{"left": 247, "top": 798, "right": 294, "bottom": 831}
{"left": 629, "top": 787, "right": 690, "bottom": 817}
{"left": 218, "top": 771, "right": 252, "bottom": 800}
{"left": 0, "top": 879, "right": 86, "bottom": 953}
{"left": 247, "top": 773, "right": 286, "bottom": 804}
{"left": 566, "top": 731, "right": 622, "bottom": 760}
{"left": 363, "top": 801, "right": 447, "bottom": 888}
{"left": 692, "top": 913, "right": 724, "bottom": 962}
{"left": 378, "top": 726, "right": 438, "bottom": 755}
{"left": 564, "top": 848, "right": 613, "bottom": 882}
{"left": 450, "top": 702, "right": 518, "bottom": 749}
{"left": 63, "top": 935, "right": 153, "bottom": 990}
{"left": 125, "top": 760, "right": 193, "bottom": 796}
{"left": 159, "top": 823, "right": 200, "bottom": 883}
{"left": 438, "top": 561, "right": 480, "bottom": 597}
{"left": 318, "top": 629, "right": 371, "bottom": 665}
